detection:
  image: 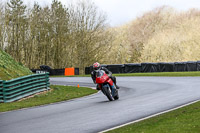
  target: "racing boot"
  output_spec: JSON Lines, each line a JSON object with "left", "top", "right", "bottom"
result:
{"left": 111, "top": 77, "right": 119, "bottom": 89}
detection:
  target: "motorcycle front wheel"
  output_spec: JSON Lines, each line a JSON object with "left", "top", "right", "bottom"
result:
{"left": 101, "top": 85, "right": 114, "bottom": 101}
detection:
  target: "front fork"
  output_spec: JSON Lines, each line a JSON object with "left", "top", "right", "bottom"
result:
{"left": 110, "top": 84, "right": 117, "bottom": 97}
{"left": 100, "top": 83, "right": 117, "bottom": 97}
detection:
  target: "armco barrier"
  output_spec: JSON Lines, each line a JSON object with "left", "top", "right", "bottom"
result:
{"left": 0, "top": 73, "right": 50, "bottom": 103}
{"left": 0, "top": 80, "right": 3, "bottom": 102}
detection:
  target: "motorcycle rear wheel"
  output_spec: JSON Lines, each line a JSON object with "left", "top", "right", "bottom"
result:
{"left": 114, "top": 90, "right": 119, "bottom": 100}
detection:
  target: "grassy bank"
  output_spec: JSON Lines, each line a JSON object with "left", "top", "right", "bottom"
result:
{"left": 107, "top": 102, "right": 200, "bottom": 133}
{"left": 0, "top": 85, "right": 97, "bottom": 112}
{"left": 0, "top": 49, "right": 32, "bottom": 80}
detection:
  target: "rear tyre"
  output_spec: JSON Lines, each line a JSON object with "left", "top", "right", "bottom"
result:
{"left": 114, "top": 90, "right": 119, "bottom": 100}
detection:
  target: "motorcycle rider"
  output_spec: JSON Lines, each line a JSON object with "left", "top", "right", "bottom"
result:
{"left": 91, "top": 62, "right": 120, "bottom": 90}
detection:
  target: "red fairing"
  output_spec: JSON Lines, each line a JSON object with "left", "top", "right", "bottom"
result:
{"left": 96, "top": 73, "right": 109, "bottom": 84}
{"left": 107, "top": 78, "right": 114, "bottom": 86}
{"left": 96, "top": 72, "right": 114, "bottom": 86}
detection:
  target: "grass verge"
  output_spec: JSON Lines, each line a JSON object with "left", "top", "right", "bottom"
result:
{"left": 0, "top": 85, "right": 97, "bottom": 112}
{"left": 113, "top": 71, "right": 200, "bottom": 77}
{"left": 106, "top": 101, "right": 200, "bottom": 133}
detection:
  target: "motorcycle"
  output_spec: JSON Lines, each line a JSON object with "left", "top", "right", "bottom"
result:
{"left": 95, "top": 70, "right": 119, "bottom": 101}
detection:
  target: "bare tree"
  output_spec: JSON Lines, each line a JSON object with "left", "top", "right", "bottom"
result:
{"left": 0, "top": 3, "right": 5, "bottom": 49}
{"left": 50, "top": 0, "right": 70, "bottom": 68}
{"left": 5, "top": 0, "right": 27, "bottom": 63}
{"left": 68, "top": 0, "right": 109, "bottom": 74}
{"left": 0, "top": 0, "right": 110, "bottom": 72}
{"left": 128, "top": 6, "right": 173, "bottom": 62}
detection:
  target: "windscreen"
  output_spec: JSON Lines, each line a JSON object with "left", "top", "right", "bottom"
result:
{"left": 96, "top": 70, "right": 104, "bottom": 77}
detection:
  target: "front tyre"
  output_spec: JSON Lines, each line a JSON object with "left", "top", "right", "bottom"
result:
{"left": 102, "top": 85, "right": 114, "bottom": 101}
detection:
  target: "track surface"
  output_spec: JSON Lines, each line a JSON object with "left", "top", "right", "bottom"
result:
{"left": 1, "top": 77, "right": 200, "bottom": 133}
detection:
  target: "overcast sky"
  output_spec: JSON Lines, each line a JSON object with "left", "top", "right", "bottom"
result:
{"left": 4, "top": 0, "right": 200, "bottom": 26}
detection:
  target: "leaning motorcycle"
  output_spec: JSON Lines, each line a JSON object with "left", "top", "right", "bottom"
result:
{"left": 95, "top": 70, "right": 119, "bottom": 101}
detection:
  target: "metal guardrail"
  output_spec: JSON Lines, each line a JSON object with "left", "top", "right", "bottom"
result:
{"left": 0, "top": 80, "right": 3, "bottom": 103}
{"left": 0, "top": 73, "right": 50, "bottom": 103}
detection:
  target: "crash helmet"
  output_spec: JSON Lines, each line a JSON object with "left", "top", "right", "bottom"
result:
{"left": 93, "top": 62, "right": 101, "bottom": 71}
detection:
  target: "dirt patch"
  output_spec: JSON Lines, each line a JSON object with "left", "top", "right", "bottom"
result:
{"left": 17, "top": 88, "right": 52, "bottom": 102}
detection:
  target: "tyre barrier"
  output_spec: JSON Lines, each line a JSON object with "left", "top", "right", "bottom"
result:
{"left": 85, "top": 61, "right": 200, "bottom": 74}
{"left": 31, "top": 67, "right": 79, "bottom": 76}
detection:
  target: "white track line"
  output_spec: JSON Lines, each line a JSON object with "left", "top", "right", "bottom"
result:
{"left": 99, "top": 99, "right": 200, "bottom": 133}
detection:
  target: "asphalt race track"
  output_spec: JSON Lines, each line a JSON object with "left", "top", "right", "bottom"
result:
{"left": 1, "top": 77, "right": 200, "bottom": 133}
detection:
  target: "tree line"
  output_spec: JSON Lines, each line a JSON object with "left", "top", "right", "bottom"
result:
{"left": 0, "top": 0, "right": 112, "bottom": 74}
{"left": 107, "top": 6, "right": 200, "bottom": 64}
{"left": 1, "top": 1, "right": 200, "bottom": 74}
